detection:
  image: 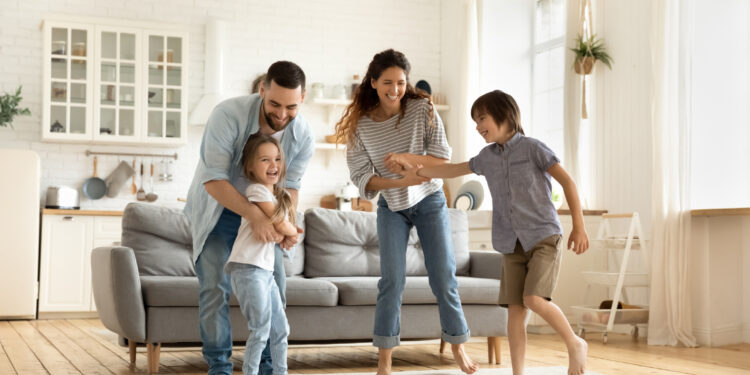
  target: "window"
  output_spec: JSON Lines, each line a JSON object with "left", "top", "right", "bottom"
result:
{"left": 531, "top": 0, "right": 566, "bottom": 164}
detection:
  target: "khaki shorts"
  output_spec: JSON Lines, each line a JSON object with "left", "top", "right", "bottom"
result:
{"left": 499, "top": 235, "right": 562, "bottom": 307}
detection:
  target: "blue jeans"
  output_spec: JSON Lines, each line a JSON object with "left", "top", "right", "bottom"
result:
{"left": 229, "top": 263, "right": 289, "bottom": 375}
{"left": 373, "top": 191, "right": 470, "bottom": 348}
{"left": 196, "top": 208, "right": 287, "bottom": 375}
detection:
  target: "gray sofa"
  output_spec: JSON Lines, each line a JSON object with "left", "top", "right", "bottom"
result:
{"left": 91, "top": 203, "right": 507, "bottom": 373}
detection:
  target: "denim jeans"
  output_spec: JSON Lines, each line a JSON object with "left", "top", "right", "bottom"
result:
{"left": 230, "top": 263, "right": 289, "bottom": 375}
{"left": 373, "top": 191, "right": 470, "bottom": 348}
{"left": 196, "top": 208, "right": 288, "bottom": 375}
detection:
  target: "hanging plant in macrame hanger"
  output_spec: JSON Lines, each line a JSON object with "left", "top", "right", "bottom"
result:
{"left": 570, "top": 0, "right": 613, "bottom": 119}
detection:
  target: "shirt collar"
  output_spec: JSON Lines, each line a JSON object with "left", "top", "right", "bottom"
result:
{"left": 505, "top": 132, "right": 523, "bottom": 149}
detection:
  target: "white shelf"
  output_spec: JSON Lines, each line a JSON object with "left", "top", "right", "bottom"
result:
{"left": 315, "top": 142, "right": 345, "bottom": 150}
{"left": 581, "top": 271, "right": 650, "bottom": 287}
{"left": 310, "top": 97, "right": 450, "bottom": 111}
{"left": 590, "top": 238, "right": 647, "bottom": 251}
{"left": 572, "top": 305, "right": 649, "bottom": 326}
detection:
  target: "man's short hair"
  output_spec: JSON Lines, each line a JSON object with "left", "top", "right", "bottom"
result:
{"left": 264, "top": 61, "right": 306, "bottom": 91}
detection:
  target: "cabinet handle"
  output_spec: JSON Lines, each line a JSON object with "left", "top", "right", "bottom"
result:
{"left": 480, "top": 243, "right": 487, "bottom": 249}
{"left": 63, "top": 216, "right": 75, "bottom": 221}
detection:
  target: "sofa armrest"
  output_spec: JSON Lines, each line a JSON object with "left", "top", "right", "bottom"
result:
{"left": 469, "top": 250, "right": 503, "bottom": 280}
{"left": 91, "top": 246, "right": 146, "bottom": 342}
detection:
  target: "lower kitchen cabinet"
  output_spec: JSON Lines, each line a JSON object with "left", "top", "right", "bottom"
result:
{"left": 39, "top": 213, "right": 122, "bottom": 317}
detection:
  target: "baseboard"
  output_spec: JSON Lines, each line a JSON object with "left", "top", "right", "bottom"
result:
{"left": 744, "top": 323, "right": 750, "bottom": 343}
{"left": 38, "top": 311, "right": 99, "bottom": 319}
{"left": 693, "top": 324, "right": 744, "bottom": 346}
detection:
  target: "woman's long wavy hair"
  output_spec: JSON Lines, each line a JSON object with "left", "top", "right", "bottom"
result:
{"left": 335, "top": 49, "right": 434, "bottom": 146}
{"left": 241, "top": 133, "right": 295, "bottom": 225}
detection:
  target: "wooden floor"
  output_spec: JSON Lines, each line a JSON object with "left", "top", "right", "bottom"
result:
{"left": 0, "top": 319, "right": 748, "bottom": 374}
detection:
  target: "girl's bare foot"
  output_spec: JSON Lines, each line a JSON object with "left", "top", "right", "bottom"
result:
{"left": 567, "top": 336, "right": 588, "bottom": 375}
{"left": 376, "top": 348, "right": 393, "bottom": 375}
{"left": 451, "top": 343, "right": 479, "bottom": 374}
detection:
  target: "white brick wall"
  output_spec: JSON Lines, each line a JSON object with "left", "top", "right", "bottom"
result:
{"left": 0, "top": 0, "right": 444, "bottom": 211}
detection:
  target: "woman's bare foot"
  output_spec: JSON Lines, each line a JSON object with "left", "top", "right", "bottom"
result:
{"left": 567, "top": 336, "right": 588, "bottom": 375}
{"left": 376, "top": 348, "right": 393, "bottom": 375}
{"left": 451, "top": 343, "right": 479, "bottom": 374}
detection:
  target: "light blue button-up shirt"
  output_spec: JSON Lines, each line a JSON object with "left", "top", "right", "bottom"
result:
{"left": 469, "top": 132, "right": 562, "bottom": 254}
{"left": 184, "top": 94, "right": 314, "bottom": 261}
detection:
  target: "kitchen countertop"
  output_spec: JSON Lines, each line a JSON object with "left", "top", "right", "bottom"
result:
{"left": 691, "top": 207, "right": 750, "bottom": 216}
{"left": 42, "top": 209, "right": 123, "bottom": 216}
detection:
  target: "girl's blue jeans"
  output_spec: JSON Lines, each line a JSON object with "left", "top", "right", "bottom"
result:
{"left": 373, "top": 190, "right": 470, "bottom": 348}
{"left": 230, "top": 263, "right": 289, "bottom": 375}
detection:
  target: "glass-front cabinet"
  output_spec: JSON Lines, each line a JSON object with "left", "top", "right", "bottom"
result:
{"left": 42, "top": 18, "right": 187, "bottom": 146}
{"left": 143, "top": 31, "right": 187, "bottom": 145}
{"left": 43, "top": 22, "right": 94, "bottom": 141}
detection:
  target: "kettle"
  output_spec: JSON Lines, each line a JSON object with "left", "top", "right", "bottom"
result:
{"left": 45, "top": 185, "right": 80, "bottom": 209}
{"left": 334, "top": 182, "right": 359, "bottom": 211}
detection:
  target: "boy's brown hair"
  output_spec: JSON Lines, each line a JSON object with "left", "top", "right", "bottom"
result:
{"left": 471, "top": 90, "right": 525, "bottom": 135}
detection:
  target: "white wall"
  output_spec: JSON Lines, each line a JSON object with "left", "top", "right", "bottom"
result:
{"left": 0, "top": 0, "right": 444, "bottom": 211}
{"left": 690, "top": 215, "right": 750, "bottom": 346}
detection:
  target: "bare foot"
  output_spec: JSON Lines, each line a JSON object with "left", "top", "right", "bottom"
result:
{"left": 377, "top": 348, "right": 392, "bottom": 375}
{"left": 567, "top": 336, "right": 588, "bottom": 375}
{"left": 451, "top": 343, "right": 479, "bottom": 374}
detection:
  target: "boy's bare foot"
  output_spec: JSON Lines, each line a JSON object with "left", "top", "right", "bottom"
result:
{"left": 451, "top": 343, "right": 479, "bottom": 374}
{"left": 377, "top": 348, "right": 392, "bottom": 375}
{"left": 567, "top": 336, "right": 588, "bottom": 375}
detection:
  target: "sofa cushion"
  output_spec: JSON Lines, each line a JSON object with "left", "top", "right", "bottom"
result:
{"left": 140, "top": 275, "right": 339, "bottom": 307}
{"left": 285, "top": 277, "right": 338, "bottom": 307}
{"left": 303, "top": 208, "right": 470, "bottom": 278}
{"left": 283, "top": 212, "right": 306, "bottom": 277}
{"left": 319, "top": 276, "right": 500, "bottom": 306}
{"left": 122, "top": 203, "right": 195, "bottom": 277}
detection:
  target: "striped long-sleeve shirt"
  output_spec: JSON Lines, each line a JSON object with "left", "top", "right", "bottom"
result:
{"left": 347, "top": 98, "right": 451, "bottom": 212}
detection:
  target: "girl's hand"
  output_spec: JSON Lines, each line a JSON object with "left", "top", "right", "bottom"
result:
{"left": 567, "top": 227, "right": 589, "bottom": 254}
{"left": 279, "top": 226, "right": 304, "bottom": 250}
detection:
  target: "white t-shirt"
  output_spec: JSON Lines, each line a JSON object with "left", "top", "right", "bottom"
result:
{"left": 226, "top": 183, "right": 279, "bottom": 271}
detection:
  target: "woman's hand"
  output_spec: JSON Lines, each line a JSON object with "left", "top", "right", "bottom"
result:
{"left": 384, "top": 153, "right": 410, "bottom": 174}
{"left": 397, "top": 163, "right": 429, "bottom": 186}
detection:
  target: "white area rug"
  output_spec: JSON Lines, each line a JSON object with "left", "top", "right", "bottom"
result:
{"left": 306, "top": 368, "right": 606, "bottom": 375}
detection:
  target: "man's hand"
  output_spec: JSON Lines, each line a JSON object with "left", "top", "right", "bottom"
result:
{"left": 384, "top": 153, "right": 410, "bottom": 174}
{"left": 250, "top": 218, "right": 283, "bottom": 243}
{"left": 567, "top": 227, "right": 589, "bottom": 254}
{"left": 279, "top": 226, "right": 304, "bottom": 250}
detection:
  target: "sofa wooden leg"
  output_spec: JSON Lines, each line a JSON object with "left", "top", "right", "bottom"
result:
{"left": 146, "top": 343, "right": 161, "bottom": 373}
{"left": 487, "top": 336, "right": 501, "bottom": 364}
{"left": 439, "top": 338, "right": 447, "bottom": 354}
{"left": 128, "top": 340, "right": 137, "bottom": 364}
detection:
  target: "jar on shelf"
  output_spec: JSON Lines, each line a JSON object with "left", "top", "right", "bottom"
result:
{"left": 350, "top": 74, "right": 361, "bottom": 99}
{"left": 52, "top": 40, "right": 66, "bottom": 55}
{"left": 71, "top": 42, "right": 86, "bottom": 57}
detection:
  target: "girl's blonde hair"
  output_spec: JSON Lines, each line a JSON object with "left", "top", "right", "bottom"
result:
{"left": 335, "top": 49, "right": 434, "bottom": 146}
{"left": 241, "top": 133, "right": 295, "bottom": 225}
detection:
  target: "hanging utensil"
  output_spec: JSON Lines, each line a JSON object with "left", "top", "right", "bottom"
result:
{"left": 131, "top": 159, "right": 137, "bottom": 194}
{"left": 136, "top": 162, "right": 146, "bottom": 201}
{"left": 81, "top": 156, "right": 107, "bottom": 200}
{"left": 146, "top": 161, "right": 158, "bottom": 202}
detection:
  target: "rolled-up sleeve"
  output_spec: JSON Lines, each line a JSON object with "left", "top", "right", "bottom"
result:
{"left": 469, "top": 146, "right": 490, "bottom": 176}
{"left": 196, "top": 108, "right": 237, "bottom": 184}
{"left": 424, "top": 104, "right": 452, "bottom": 160}
{"left": 285, "top": 131, "right": 314, "bottom": 190}
{"left": 347, "top": 135, "right": 378, "bottom": 200}
{"left": 530, "top": 139, "right": 560, "bottom": 172}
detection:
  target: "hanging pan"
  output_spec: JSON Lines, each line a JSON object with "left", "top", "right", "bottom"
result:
{"left": 82, "top": 156, "right": 107, "bottom": 200}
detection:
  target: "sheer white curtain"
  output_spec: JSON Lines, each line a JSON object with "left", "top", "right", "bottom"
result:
{"left": 563, "top": 0, "right": 584, "bottom": 207}
{"left": 648, "top": 0, "right": 697, "bottom": 347}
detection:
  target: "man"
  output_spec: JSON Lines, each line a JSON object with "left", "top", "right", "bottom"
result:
{"left": 184, "top": 61, "right": 314, "bottom": 375}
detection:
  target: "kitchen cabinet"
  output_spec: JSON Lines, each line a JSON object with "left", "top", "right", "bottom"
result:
{"left": 42, "top": 18, "right": 187, "bottom": 146}
{"left": 39, "top": 213, "right": 122, "bottom": 317}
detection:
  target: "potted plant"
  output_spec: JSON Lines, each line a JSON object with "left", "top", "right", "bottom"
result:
{"left": 0, "top": 86, "right": 31, "bottom": 128}
{"left": 571, "top": 34, "right": 613, "bottom": 75}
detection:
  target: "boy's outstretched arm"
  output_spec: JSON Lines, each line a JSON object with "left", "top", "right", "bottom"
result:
{"left": 547, "top": 163, "right": 589, "bottom": 254}
{"left": 415, "top": 162, "right": 472, "bottom": 179}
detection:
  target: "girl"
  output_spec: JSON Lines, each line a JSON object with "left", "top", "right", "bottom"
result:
{"left": 226, "top": 133, "right": 296, "bottom": 375}
{"left": 409, "top": 90, "right": 590, "bottom": 375}
{"left": 335, "top": 49, "right": 478, "bottom": 375}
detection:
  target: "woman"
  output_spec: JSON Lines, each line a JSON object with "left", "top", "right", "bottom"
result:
{"left": 335, "top": 49, "right": 477, "bottom": 375}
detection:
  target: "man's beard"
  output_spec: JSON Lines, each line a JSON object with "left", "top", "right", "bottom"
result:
{"left": 262, "top": 99, "right": 291, "bottom": 132}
